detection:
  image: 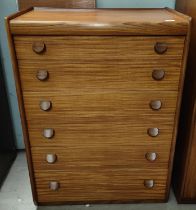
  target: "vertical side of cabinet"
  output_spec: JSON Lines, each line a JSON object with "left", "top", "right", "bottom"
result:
{"left": 5, "top": 7, "right": 38, "bottom": 205}
{"left": 164, "top": 7, "right": 192, "bottom": 202}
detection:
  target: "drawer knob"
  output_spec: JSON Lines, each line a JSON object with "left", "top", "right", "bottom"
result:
{"left": 32, "top": 42, "right": 46, "bottom": 54}
{"left": 32, "top": 41, "right": 46, "bottom": 54}
{"left": 49, "top": 181, "right": 59, "bottom": 191}
{"left": 40, "top": 101, "right": 52, "bottom": 111}
{"left": 36, "top": 70, "right": 49, "bottom": 81}
{"left": 150, "top": 100, "right": 162, "bottom": 110}
{"left": 154, "top": 42, "right": 168, "bottom": 54}
{"left": 145, "top": 152, "right": 157, "bottom": 162}
{"left": 152, "top": 70, "right": 165, "bottom": 81}
{"left": 144, "top": 180, "right": 154, "bottom": 188}
{"left": 43, "top": 128, "right": 54, "bottom": 139}
{"left": 147, "top": 128, "right": 159, "bottom": 137}
{"left": 46, "top": 154, "right": 57, "bottom": 164}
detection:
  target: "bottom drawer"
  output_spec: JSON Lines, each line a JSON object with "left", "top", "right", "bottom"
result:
{"left": 35, "top": 168, "right": 168, "bottom": 203}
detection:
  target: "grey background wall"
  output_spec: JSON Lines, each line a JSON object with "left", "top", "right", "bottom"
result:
{"left": 0, "top": 0, "right": 176, "bottom": 149}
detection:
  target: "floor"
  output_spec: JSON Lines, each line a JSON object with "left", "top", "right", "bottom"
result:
{"left": 0, "top": 152, "right": 196, "bottom": 210}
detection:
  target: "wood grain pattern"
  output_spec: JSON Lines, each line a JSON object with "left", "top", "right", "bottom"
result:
{"left": 28, "top": 124, "right": 174, "bottom": 147}
{"left": 35, "top": 168, "right": 168, "bottom": 203}
{"left": 22, "top": 91, "right": 178, "bottom": 124}
{"left": 18, "top": 60, "right": 182, "bottom": 92}
{"left": 18, "top": 0, "right": 95, "bottom": 10}
{"left": 15, "top": 36, "right": 184, "bottom": 93}
{"left": 14, "top": 36, "right": 185, "bottom": 61}
{"left": 9, "top": 8, "right": 189, "bottom": 35}
{"left": 31, "top": 145, "right": 171, "bottom": 170}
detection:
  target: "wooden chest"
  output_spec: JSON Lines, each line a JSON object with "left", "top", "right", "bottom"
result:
{"left": 6, "top": 7, "right": 190, "bottom": 205}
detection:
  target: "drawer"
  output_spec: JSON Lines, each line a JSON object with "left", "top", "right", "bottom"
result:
{"left": 23, "top": 91, "right": 178, "bottom": 125}
{"left": 31, "top": 144, "right": 170, "bottom": 170}
{"left": 28, "top": 124, "right": 174, "bottom": 147}
{"left": 35, "top": 168, "right": 168, "bottom": 203}
{"left": 18, "top": 60, "right": 182, "bottom": 92}
{"left": 14, "top": 36, "right": 185, "bottom": 61}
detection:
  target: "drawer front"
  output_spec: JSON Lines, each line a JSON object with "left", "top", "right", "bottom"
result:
{"left": 14, "top": 36, "right": 185, "bottom": 61}
{"left": 31, "top": 144, "right": 170, "bottom": 170}
{"left": 23, "top": 91, "right": 178, "bottom": 124}
{"left": 28, "top": 124, "right": 174, "bottom": 147}
{"left": 18, "top": 61, "right": 182, "bottom": 92}
{"left": 35, "top": 168, "right": 168, "bottom": 203}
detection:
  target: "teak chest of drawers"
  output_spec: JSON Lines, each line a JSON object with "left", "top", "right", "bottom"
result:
{"left": 6, "top": 7, "right": 190, "bottom": 205}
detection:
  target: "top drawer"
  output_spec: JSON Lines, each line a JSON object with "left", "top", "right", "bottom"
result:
{"left": 14, "top": 36, "right": 185, "bottom": 62}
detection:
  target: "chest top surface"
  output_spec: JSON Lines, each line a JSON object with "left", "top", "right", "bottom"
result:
{"left": 8, "top": 7, "right": 190, "bottom": 36}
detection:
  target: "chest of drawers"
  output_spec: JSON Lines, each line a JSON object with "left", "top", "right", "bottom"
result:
{"left": 6, "top": 7, "right": 190, "bottom": 205}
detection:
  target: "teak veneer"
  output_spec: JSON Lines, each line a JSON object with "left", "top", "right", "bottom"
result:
{"left": 6, "top": 7, "right": 190, "bottom": 205}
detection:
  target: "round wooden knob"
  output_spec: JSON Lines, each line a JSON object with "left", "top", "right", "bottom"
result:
{"left": 49, "top": 181, "right": 59, "bottom": 191}
{"left": 145, "top": 152, "right": 157, "bottom": 162}
{"left": 40, "top": 101, "right": 52, "bottom": 111}
{"left": 43, "top": 128, "right": 54, "bottom": 139}
{"left": 46, "top": 154, "right": 57, "bottom": 164}
{"left": 150, "top": 100, "right": 162, "bottom": 110}
{"left": 154, "top": 42, "right": 168, "bottom": 54}
{"left": 36, "top": 70, "right": 49, "bottom": 81}
{"left": 144, "top": 180, "right": 154, "bottom": 189}
{"left": 152, "top": 70, "right": 165, "bottom": 81}
{"left": 147, "top": 128, "right": 159, "bottom": 137}
{"left": 32, "top": 41, "right": 46, "bottom": 54}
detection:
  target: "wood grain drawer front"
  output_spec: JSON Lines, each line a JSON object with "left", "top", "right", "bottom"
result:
{"left": 14, "top": 36, "right": 185, "bottom": 62}
{"left": 31, "top": 144, "right": 170, "bottom": 170}
{"left": 23, "top": 91, "right": 178, "bottom": 124}
{"left": 18, "top": 60, "right": 182, "bottom": 92}
{"left": 28, "top": 124, "right": 174, "bottom": 147}
{"left": 35, "top": 168, "right": 168, "bottom": 203}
